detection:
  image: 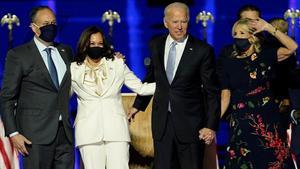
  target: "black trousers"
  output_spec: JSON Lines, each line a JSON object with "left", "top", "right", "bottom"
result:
{"left": 23, "top": 122, "right": 74, "bottom": 169}
{"left": 153, "top": 114, "right": 204, "bottom": 169}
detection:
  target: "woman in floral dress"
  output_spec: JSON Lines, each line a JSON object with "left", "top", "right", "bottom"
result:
{"left": 218, "top": 18, "right": 298, "bottom": 169}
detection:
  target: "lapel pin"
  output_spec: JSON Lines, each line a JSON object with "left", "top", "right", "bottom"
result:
{"left": 61, "top": 49, "right": 65, "bottom": 52}
{"left": 189, "top": 48, "right": 193, "bottom": 51}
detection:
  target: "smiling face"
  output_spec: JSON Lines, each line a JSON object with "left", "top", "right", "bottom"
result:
{"left": 164, "top": 6, "right": 189, "bottom": 41}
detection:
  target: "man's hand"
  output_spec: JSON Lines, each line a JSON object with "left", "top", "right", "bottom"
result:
{"left": 199, "top": 128, "right": 216, "bottom": 145}
{"left": 294, "top": 109, "right": 300, "bottom": 121}
{"left": 279, "top": 99, "right": 291, "bottom": 113}
{"left": 127, "top": 107, "right": 139, "bottom": 123}
{"left": 11, "top": 134, "right": 32, "bottom": 156}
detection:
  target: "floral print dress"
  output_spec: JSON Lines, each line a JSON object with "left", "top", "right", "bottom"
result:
{"left": 218, "top": 48, "right": 294, "bottom": 169}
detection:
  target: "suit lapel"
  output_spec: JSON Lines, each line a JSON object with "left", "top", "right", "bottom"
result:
{"left": 156, "top": 36, "right": 169, "bottom": 84}
{"left": 158, "top": 36, "right": 167, "bottom": 73}
{"left": 29, "top": 40, "right": 58, "bottom": 90}
{"left": 100, "top": 59, "right": 115, "bottom": 96}
{"left": 172, "top": 36, "right": 193, "bottom": 84}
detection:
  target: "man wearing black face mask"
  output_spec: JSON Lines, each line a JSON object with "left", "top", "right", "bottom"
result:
{"left": 0, "top": 6, "right": 74, "bottom": 169}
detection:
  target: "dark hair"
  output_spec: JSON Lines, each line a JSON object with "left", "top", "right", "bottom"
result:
{"left": 75, "top": 26, "right": 114, "bottom": 65}
{"left": 29, "top": 6, "right": 53, "bottom": 23}
{"left": 237, "top": 4, "right": 261, "bottom": 19}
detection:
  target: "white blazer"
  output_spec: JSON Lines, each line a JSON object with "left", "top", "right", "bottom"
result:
{"left": 71, "top": 58, "right": 155, "bottom": 147}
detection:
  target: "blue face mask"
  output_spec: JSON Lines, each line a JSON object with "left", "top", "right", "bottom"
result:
{"left": 234, "top": 38, "right": 251, "bottom": 54}
{"left": 38, "top": 24, "right": 57, "bottom": 42}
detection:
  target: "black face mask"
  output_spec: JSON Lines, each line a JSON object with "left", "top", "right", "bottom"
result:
{"left": 39, "top": 24, "right": 57, "bottom": 42}
{"left": 234, "top": 38, "right": 251, "bottom": 54}
{"left": 86, "top": 47, "right": 108, "bottom": 60}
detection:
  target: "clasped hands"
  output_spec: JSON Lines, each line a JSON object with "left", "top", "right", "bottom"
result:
{"left": 127, "top": 107, "right": 216, "bottom": 145}
{"left": 199, "top": 128, "right": 215, "bottom": 145}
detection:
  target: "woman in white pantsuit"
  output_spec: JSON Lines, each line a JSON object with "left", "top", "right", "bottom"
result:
{"left": 71, "top": 26, "right": 155, "bottom": 169}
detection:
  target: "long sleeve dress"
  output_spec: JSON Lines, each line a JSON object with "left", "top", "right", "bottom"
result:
{"left": 217, "top": 47, "right": 294, "bottom": 169}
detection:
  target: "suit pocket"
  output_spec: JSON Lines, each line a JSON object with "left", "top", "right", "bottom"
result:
{"left": 20, "top": 108, "right": 41, "bottom": 116}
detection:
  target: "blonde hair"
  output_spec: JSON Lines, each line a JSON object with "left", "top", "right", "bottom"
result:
{"left": 231, "top": 19, "right": 261, "bottom": 57}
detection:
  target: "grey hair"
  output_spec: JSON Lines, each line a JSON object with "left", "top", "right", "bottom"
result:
{"left": 163, "top": 2, "right": 190, "bottom": 22}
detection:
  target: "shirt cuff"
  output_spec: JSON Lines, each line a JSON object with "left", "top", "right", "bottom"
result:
{"left": 9, "top": 131, "right": 19, "bottom": 137}
{"left": 291, "top": 109, "right": 298, "bottom": 125}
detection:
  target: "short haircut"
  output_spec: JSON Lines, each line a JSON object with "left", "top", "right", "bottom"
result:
{"left": 237, "top": 4, "right": 261, "bottom": 19}
{"left": 269, "top": 18, "right": 288, "bottom": 33}
{"left": 164, "top": 2, "right": 190, "bottom": 21}
{"left": 29, "top": 6, "right": 53, "bottom": 23}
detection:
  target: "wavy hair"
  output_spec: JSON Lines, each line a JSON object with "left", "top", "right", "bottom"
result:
{"left": 231, "top": 18, "right": 261, "bottom": 58}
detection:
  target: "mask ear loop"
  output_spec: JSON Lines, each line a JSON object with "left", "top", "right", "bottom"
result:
{"left": 30, "top": 23, "right": 40, "bottom": 29}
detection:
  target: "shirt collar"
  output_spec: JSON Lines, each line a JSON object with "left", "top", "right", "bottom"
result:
{"left": 34, "top": 36, "right": 55, "bottom": 52}
{"left": 166, "top": 34, "right": 189, "bottom": 48}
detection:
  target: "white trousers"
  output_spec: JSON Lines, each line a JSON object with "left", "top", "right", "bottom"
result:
{"left": 79, "top": 141, "right": 129, "bottom": 169}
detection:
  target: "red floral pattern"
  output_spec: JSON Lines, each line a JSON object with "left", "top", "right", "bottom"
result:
{"left": 247, "top": 114, "right": 289, "bottom": 169}
{"left": 246, "top": 86, "right": 266, "bottom": 96}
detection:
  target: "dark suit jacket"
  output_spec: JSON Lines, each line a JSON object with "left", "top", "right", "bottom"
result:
{"left": 0, "top": 39, "right": 73, "bottom": 145}
{"left": 133, "top": 35, "right": 220, "bottom": 143}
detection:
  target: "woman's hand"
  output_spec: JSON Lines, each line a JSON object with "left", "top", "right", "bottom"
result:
{"left": 114, "top": 52, "right": 126, "bottom": 61}
{"left": 248, "top": 18, "right": 271, "bottom": 34}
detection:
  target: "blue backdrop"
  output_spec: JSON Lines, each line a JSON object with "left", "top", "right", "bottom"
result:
{"left": 0, "top": 0, "right": 299, "bottom": 168}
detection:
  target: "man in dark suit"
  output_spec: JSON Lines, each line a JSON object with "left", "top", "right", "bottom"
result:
{"left": 289, "top": 67, "right": 300, "bottom": 167}
{"left": 0, "top": 6, "right": 74, "bottom": 169}
{"left": 128, "top": 2, "right": 220, "bottom": 169}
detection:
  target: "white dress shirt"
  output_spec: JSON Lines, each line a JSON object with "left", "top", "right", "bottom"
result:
{"left": 164, "top": 35, "right": 188, "bottom": 77}
{"left": 34, "top": 37, "right": 66, "bottom": 84}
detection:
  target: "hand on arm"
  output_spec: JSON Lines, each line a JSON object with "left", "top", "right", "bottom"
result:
{"left": 114, "top": 52, "right": 126, "bottom": 61}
